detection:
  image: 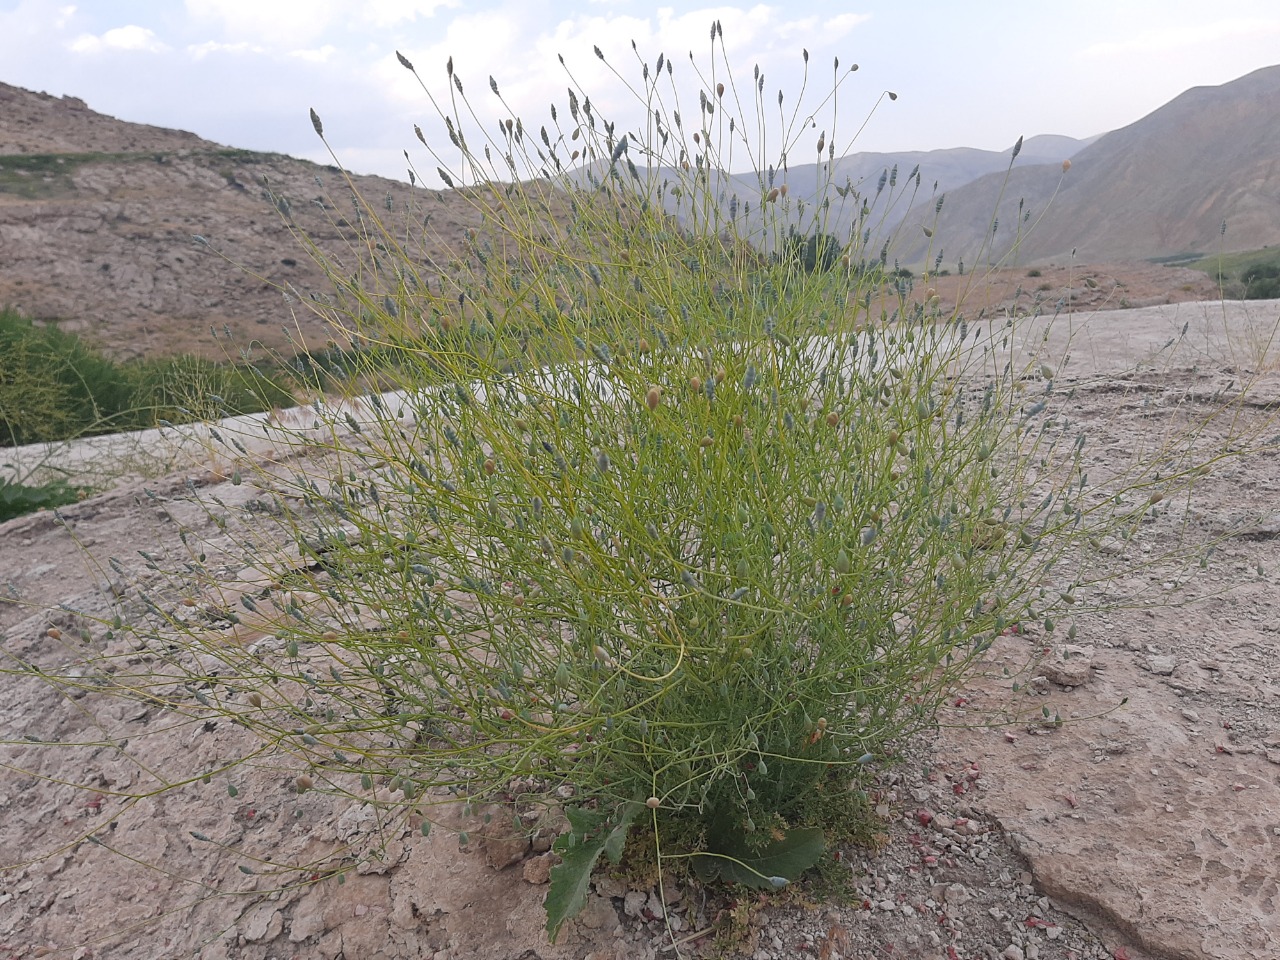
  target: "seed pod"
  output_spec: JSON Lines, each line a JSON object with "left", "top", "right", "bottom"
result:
{"left": 646, "top": 796, "right": 661, "bottom": 809}
{"left": 296, "top": 774, "right": 314, "bottom": 793}
{"left": 646, "top": 386, "right": 661, "bottom": 410}
{"left": 834, "top": 549, "right": 852, "bottom": 575}
{"left": 554, "top": 661, "right": 571, "bottom": 687}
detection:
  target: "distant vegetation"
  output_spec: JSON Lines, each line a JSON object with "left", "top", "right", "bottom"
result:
{"left": 0, "top": 148, "right": 309, "bottom": 200}
{"left": 1171, "top": 247, "right": 1280, "bottom": 299}
{"left": 0, "top": 307, "right": 293, "bottom": 448}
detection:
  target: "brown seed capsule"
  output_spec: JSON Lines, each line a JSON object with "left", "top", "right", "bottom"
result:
{"left": 827, "top": 412, "right": 840, "bottom": 428}
{"left": 700, "top": 435, "right": 714, "bottom": 448}
{"left": 296, "top": 774, "right": 314, "bottom": 793}
{"left": 646, "top": 386, "right": 661, "bottom": 410}
{"left": 46, "top": 628, "right": 62, "bottom": 640}
{"left": 638, "top": 337, "right": 651, "bottom": 354}
{"left": 322, "top": 630, "right": 339, "bottom": 641}
{"left": 733, "top": 414, "right": 744, "bottom": 427}
{"left": 690, "top": 376, "right": 702, "bottom": 392}
{"left": 646, "top": 796, "right": 661, "bottom": 809}
{"left": 779, "top": 184, "right": 789, "bottom": 197}
{"left": 181, "top": 597, "right": 197, "bottom": 607}
{"left": 483, "top": 458, "right": 496, "bottom": 476}
{"left": 1062, "top": 159, "right": 1072, "bottom": 173}
{"left": 248, "top": 692, "right": 263, "bottom": 708}
{"left": 767, "top": 187, "right": 780, "bottom": 202}
{"left": 716, "top": 82, "right": 725, "bottom": 98}
{"left": 715, "top": 366, "right": 726, "bottom": 384}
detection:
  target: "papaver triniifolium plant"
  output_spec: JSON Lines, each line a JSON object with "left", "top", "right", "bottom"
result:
{"left": 33, "top": 27, "right": 1270, "bottom": 943}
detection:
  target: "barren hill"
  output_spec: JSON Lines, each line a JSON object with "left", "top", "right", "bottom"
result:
{"left": 890, "top": 64, "right": 1280, "bottom": 268}
{"left": 0, "top": 83, "right": 480, "bottom": 361}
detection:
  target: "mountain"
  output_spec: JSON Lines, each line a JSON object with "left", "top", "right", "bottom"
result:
{"left": 0, "top": 83, "right": 481, "bottom": 361}
{"left": 889, "top": 65, "right": 1280, "bottom": 267}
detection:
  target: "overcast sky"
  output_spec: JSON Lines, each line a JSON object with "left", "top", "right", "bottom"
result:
{"left": 3, "top": 0, "right": 1280, "bottom": 182}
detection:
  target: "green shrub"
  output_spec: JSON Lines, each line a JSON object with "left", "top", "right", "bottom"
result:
{"left": 15, "top": 33, "right": 1277, "bottom": 943}
{"left": 0, "top": 309, "right": 293, "bottom": 446}
{"left": 0, "top": 310, "right": 137, "bottom": 445}
{"left": 1026, "top": 268, "right": 1042, "bottom": 278}
{"left": 1241, "top": 264, "right": 1280, "bottom": 300}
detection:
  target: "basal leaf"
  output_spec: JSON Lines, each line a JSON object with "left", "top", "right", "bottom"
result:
{"left": 689, "top": 824, "right": 824, "bottom": 889}
{"left": 545, "top": 801, "right": 643, "bottom": 942}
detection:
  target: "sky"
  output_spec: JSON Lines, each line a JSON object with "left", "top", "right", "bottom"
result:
{"left": 3, "top": 0, "right": 1280, "bottom": 182}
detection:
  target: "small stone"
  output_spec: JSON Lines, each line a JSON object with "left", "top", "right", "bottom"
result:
{"left": 1181, "top": 708, "right": 1200, "bottom": 722}
{"left": 1046, "top": 926, "right": 1063, "bottom": 940}
{"left": 623, "top": 890, "right": 648, "bottom": 918}
{"left": 646, "top": 891, "right": 665, "bottom": 919}
{"left": 1040, "top": 645, "right": 1094, "bottom": 686}
{"left": 944, "top": 883, "right": 970, "bottom": 905}
{"left": 1147, "top": 654, "right": 1177, "bottom": 676}
{"left": 1002, "top": 945, "right": 1025, "bottom": 960}
{"left": 575, "top": 896, "right": 615, "bottom": 930}
{"left": 521, "top": 852, "right": 554, "bottom": 885}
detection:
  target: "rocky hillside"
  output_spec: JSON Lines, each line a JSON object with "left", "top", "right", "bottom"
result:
{"left": 889, "top": 64, "right": 1280, "bottom": 268}
{"left": 0, "top": 83, "right": 481, "bottom": 361}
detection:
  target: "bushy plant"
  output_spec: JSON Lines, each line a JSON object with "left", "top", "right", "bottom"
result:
{"left": 0, "top": 308, "right": 293, "bottom": 447}
{"left": 0, "top": 309, "right": 136, "bottom": 445}
{"left": 10, "top": 30, "right": 1277, "bottom": 945}
{"left": 1240, "top": 263, "right": 1280, "bottom": 299}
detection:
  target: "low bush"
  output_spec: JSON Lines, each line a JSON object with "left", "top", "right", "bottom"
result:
{"left": 1241, "top": 263, "right": 1280, "bottom": 300}
{"left": 0, "top": 309, "right": 293, "bottom": 447}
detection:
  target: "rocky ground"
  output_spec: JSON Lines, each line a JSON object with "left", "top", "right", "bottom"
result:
{"left": 2, "top": 301, "right": 1280, "bottom": 960}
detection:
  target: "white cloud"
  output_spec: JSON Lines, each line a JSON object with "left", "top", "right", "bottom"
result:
{"left": 358, "top": 0, "right": 459, "bottom": 28}
{"left": 186, "top": 39, "right": 266, "bottom": 59}
{"left": 290, "top": 45, "right": 338, "bottom": 63}
{"left": 185, "top": 0, "right": 340, "bottom": 45}
{"left": 1079, "top": 17, "right": 1280, "bottom": 59}
{"left": 69, "top": 24, "right": 167, "bottom": 54}
{"left": 823, "top": 13, "right": 871, "bottom": 36}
